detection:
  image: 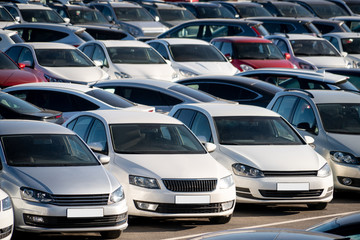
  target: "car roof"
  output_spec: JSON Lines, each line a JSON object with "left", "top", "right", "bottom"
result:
{"left": 173, "top": 103, "right": 280, "bottom": 117}
{"left": 332, "top": 16, "right": 360, "bottom": 20}
{"left": 94, "top": 78, "right": 179, "bottom": 89}
{"left": 79, "top": 109, "right": 182, "bottom": 124}
{"left": 149, "top": 38, "right": 210, "bottom": 45}
{"left": 91, "top": 40, "right": 150, "bottom": 47}
{"left": 168, "top": 18, "right": 263, "bottom": 25}
{"left": 13, "top": 3, "right": 53, "bottom": 10}
{"left": 5, "top": 23, "right": 86, "bottom": 32}
{"left": 323, "top": 32, "right": 360, "bottom": 38}
{"left": 5, "top": 82, "right": 99, "bottom": 93}
{"left": 247, "top": 16, "right": 313, "bottom": 23}
{"left": 15, "top": 42, "right": 76, "bottom": 49}
{"left": 0, "top": 120, "right": 75, "bottom": 135}
{"left": 211, "top": 36, "right": 272, "bottom": 43}
{"left": 96, "top": 1, "right": 142, "bottom": 8}
{"left": 281, "top": 89, "right": 360, "bottom": 104}
{"left": 142, "top": 2, "right": 187, "bottom": 9}
{"left": 267, "top": 33, "right": 324, "bottom": 40}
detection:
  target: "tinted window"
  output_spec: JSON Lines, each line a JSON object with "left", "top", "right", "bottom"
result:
{"left": 107, "top": 47, "right": 166, "bottom": 64}
{"left": 5, "top": 46, "right": 22, "bottom": 62}
{"left": 0, "top": 52, "right": 18, "bottom": 69}
{"left": 68, "top": 9, "right": 109, "bottom": 24}
{"left": 174, "top": 108, "right": 196, "bottom": 127}
{"left": 85, "top": 29, "right": 128, "bottom": 40}
{"left": 273, "top": 95, "right": 297, "bottom": 120}
{"left": 18, "top": 47, "right": 33, "bottom": 66}
{"left": 35, "top": 49, "right": 94, "bottom": 67}
{"left": 233, "top": 42, "right": 284, "bottom": 59}
{"left": 87, "top": 119, "right": 108, "bottom": 153}
{"left": 86, "top": 89, "right": 135, "bottom": 108}
{"left": 170, "top": 44, "right": 226, "bottom": 62}
{"left": 13, "top": 28, "right": 68, "bottom": 42}
{"left": 0, "top": 92, "right": 41, "bottom": 114}
{"left": 113, "top": 7, "right": 154, "bottom": 21}
{"left": 291, "top": 39, "right": 340, "bottom": 57}
{"left": 72, "top": 116, "right": 93, "bottom": 139}
{"left": 293, "top": 99, "right": 316, "bottom": 130}
{"left": 81, "top": 44, "right": 95, "bottom": 58}
{"left": 20, "top": 9, "right": 64, "bottom": 23}
{"left": 169, "top": 85, "right": 217, "bottom": 102}
{"left": 158, "top": 9, "right": 195, "bottom": 21}
{"left": 191, "top": 112, "right": 212, "bottom": 142}
{"left": 262, "top": 22, "right": 296, "bottom": 34}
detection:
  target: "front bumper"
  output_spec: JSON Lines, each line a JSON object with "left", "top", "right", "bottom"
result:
{"left": 330, "top": 160, "right": 360, "bottom": 191}
{"left": 0, "top": 207, "right": 13, "bottom": 240}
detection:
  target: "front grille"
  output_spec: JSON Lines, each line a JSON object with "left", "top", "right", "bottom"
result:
{"left": 162, "top": 179, "right": 217, "bottom": 192}
{"left": 51, "top": 194, "right": 109, "bottom": 206}
{"left": 155, "top": 203, "right": 222, "bottom": 214}
{"left": 263, "top": 171, "right": 318, "bottom": 177}
{"left": 259, "top": 189, "right": 323, "bottom": 198}
{"left": 24, "top": 214, "right": 127, "bottom": 228}
{"left": 0, "top": 225, "right": 12, "bottom": 239}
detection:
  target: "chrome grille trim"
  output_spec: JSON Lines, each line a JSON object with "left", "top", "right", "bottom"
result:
{"left": 162, "top": 179, "right": 217, "bottom": 192}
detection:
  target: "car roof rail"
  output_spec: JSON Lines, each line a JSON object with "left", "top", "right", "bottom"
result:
{"left": 284, "top": 88, "right": 314, "bottom": 98}
{"left": 335, "top": 88, "right": 360, "bottom": 94}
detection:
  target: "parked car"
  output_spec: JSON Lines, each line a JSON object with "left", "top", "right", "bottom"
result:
{"left": 82, "top": 25, "right": 135, "bottom": 40}
{"left": 237, "top": 68, "right": 358, "bottom": 91}
{"left": 140, "top": 1, "right": 196, "bottom": 28}
{"left": 0, "top": 189, "right": 13, "bottom": 240}
{"left": 0, "top": 29, "right": 23, "bottom": 52}
{"left": 256, "top": 1, "right": 316, "bottom": 17}
{"left": 174, "top": 2, "right": 235, "bottom": 19}
{"left": 324, "top": 67, "right": 360, "bottom": 90}
{"left": 0, "top": 90, "right": 64, "bottom": 124}
{"left": 4, "top": 23, "right": 94, "bottom": 47}
{"left": 331, "top": 16, "right": 360, "bottom": 32}
{"left": 1, "top": 2, "right": 68, "bottom": 24}
{"left": 310, "top": 18, "right": 351, "bottom": 34}
{"left": 156, "top": 19, "right": 270, "bottom": 42}
{"left": 323, "top": 32, "right": 360, "bottom": 67}
{"left": 5, "top": 42, "right": 109, "bottom": 84}
{"left": 245, "top": 17, "right": 321, "bottom": 35}
{"left": 89, "top": 1, "right": 168, "bottom": 38}
{"left": 0, "top": 120, "right": 128, "bottom": 238}
{"left": 176, "top": 75, "right": 284, "bottom": 107}
{"left": 344, "top": 0, "right": 360, "bottom": 14}
{"left": 307, "top": 212, "right": 360, "bottom": 239}
{"left": 190, "top": 228, "right": 350, "bottom": 240}
{"left": 0, "top": 5, "right": 18, "bottom": 28}
{"left": 2, "top": 82, "right": 153, "bottom": 120}
{"left": 64, "top": 110, "right": 236, "bottom": 223}
{"left": 92, "top": 78, "right": 228, "bottom": 113}
{"left": 147, "top": 38, "right": 239, "bottom": 78}
{"left": 267, "top": 89, "right": 360, "bottom": 192}
{"left": 216, "top": 1, "right": 273, "bottom": 18}
{"left": 210, "top": 36, "right": 295, "bottom": 72}
{"left": 0, "top": 50, "right": 44, "bottom": 88}
{"left": 169, "top": 103, "right": 333, "bottom": 209}
{"left": 266, "top": 34, "right": 352, "bottom": 70}
{"left": 78, "top": 40, "right": 179, "bottom": 81}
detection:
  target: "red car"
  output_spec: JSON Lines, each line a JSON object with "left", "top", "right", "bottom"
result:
{"left": 0, "top": 51, "right": 44, "bottom": 88}
{"left": 211, "top": 36, "right": 296, "bottom": 72}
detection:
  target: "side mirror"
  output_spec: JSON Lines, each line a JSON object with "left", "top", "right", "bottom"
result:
{"left": 154, "top": 16, "right": 160, "bottom": 22}
{"left": 224, "top": 53, "right": 232, "bottom": 62}
{"left": 284, "top": 53, "right": 291, "bottom": 60}
{"left": 165, "top": 59, "right": 171, "bottom": 65}
{"left": 98, "top": 155, "right": 110, "bottom": 164}
{"left": 63, "top": 17, "right": 71, "bottom": 24}
{"left": 19, "top": 61, "right": 32, "bottom": 68}
{"left": 15, "top": 16, "right": 20, "bottom": 22}
{"left": 341, "top": 51, "right": 348, "bottom": 57}
{"left": 18, "top": 63, "right": 25, "bottom": 69}
{"left": 204, "top": 142, "right": 216, "bottom": 153}
{"left": 304, "top": 135, "right": 314, "bottom": 144}
{"left": 93, "top": 60, "right": 103, "bottom": 67}
{"left": 106, "top": 15, "right": 113, "bottom": 22}
{"left": 88, "top": 142, "right": 105, "bottom": 152}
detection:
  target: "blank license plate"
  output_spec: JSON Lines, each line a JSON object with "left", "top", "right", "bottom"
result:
{"left": 67, "top": 208, "right": 104, "bottom": 218}
{"left": 277, "top": 183, "right": 309, "bottom": 191}
{"left": 175, "top": 195, "right": 210, "bottom": 204}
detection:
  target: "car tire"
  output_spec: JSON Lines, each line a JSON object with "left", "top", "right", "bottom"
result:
{"left": 209, "top": 214, "right": 232, "bottom": 224}
{"left": 307, "top": 203, "right": 327, "bottom": 210}
{"left": 100, "top": 230, "right": 122, "bottom": 239}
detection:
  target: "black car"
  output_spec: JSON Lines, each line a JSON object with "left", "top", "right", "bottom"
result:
{"left": 80, "top": 25, "right": 135, "bottom": 40}
{"left": 255, "top": 1, "right": 316, "bottom": 17}
{"left": 176, "top": 75, "right": 283, "bottom": 107}
{"left": 0, "top": 91, "right": 64, "bottom": 124}
{"left": 216, "top": 1, "right": 273, "bottom": 18}
{"left": 174, "top": 2, "right": 235, "bottom": 19}
{"left": 156, "top": 19, "right": 269, "bottom": 42}
{"left": 309, "top": 18, "right": 351, "bottom": 34}
{"left": 344, "top": 0, "right": 360, "bottom": 14}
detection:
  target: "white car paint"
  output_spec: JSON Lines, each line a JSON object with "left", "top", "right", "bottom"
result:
{"left": 0, "top": 189, "right": 13, "bottom": 240}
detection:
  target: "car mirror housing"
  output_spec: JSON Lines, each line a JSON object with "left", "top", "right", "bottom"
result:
{"left": 63, "top": 17, "right": 71, "bottom": 24}
{"left": 204, "top": 142, "right": 216, "bottom": 153}
{"left": 93, "top": 60, "right": 104, "bottom": 68}
{"left": 19, "top": 61, "right": 33, "bottom": 68}
{"left": 304, "top": 135, "right": 315, "bottom": 145}
{"left": 98, "top": 155, "right": 110, "bottom": 164}
{"left": 341, "top": 51, "right": 348, "bottom": 57}
{"left": 284, "top": 53, "right": 291, "bottom": 60}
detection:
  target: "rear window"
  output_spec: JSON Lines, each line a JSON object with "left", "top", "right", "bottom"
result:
{"left": 86, "top": 89, "right": 135, "bottom": 108}
{"left": 75, "top": 30, "right": 94, "bottom": 42}
{"left": 169, "top": 85, "right": 218, "bottom": 102}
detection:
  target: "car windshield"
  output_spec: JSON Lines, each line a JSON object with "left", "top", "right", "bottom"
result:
{"left": 0, "top": 8, "right": 15, "bottom": 21}
{"left": 111, "top": 124, "right": 206, "bottom": 154}
{"left": 318, "top": 103, "right": 360, "bottom": 134}
{"left": 291, "top": 40, "right": 340, "bottom": 57}
{"left": 235, "top": 5, "right": 272, "bottom": 17}
{"left": 1, "top": 134, "right": 100, "bottom": 167}
{"left": 158, "top": 9, "right": 195, "bottom": 21}
{"left": 341, "top": 38, "right": 360, "bottom": 54}
{"left": 107, "top": 47, "right": 166, "bottom": 64}
{"left": 68, "top": 9, "right": 109, "bottom": 24}
{"left": 86, "top": 89, "right": 135, "bottom": 108}
{"left": 274, "top": 3, "right": 315, "bottom": 17}
{"left": 0, "top": 92, "right": 42, "bottom": 114}
{"left": 196, "top": 5, "right": 234, "bottom": 18}
{"left": 114, "top": 7, "right": 154, "bottom": 21}
{"left": 170, "top": 44, "right": 227, "bottom": 62}
{"left": 0, "top": 53, "right": 18, "bottom": 69}
{"left": 309, "top": 2, "right": 350, "bottom": 18}
{"left": 234, "top": 42, "right": 285, "bottom": 60}
{"left": 35, "top": 49, "right": 94, "bottom": 67}
{"left": 214, "top": 116, "right": 304, "bottom": 145}
{"left": 20, "top": 9, "right": 65, "bottom": 23}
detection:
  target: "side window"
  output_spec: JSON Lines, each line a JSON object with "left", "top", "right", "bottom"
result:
{"left": 191, "top": 112, "right": 212, "bottom": 142}
{"left": 220, "top": 42, "right": 232, "bottom": 57}
{"left": 81, "top": 45, "right": 95, "bottom": 58}
{"left": 202, "top": 82, "right": 258, "bottom": 101}
{"left": 72, "top": 116, "right": 93, "bottom": 139}
{"left": 87, "top": 119, "right": 108, "bottom": 154}
{"left": 99, "top": 6, "right": 113, "bottom": 21}
{"left": 170, "top": 25, "right": 200, "bottom": 38}
{"left": 93, "top": 45, "right": 108, "bottom": 67}
{"left": 211, "top": 40, "right": 222, "bottom": 50}
{"left": 26, "top": 28, "right": 68, "bottom": 42}
{"left": 292, "top": 99, "right": 317, "bottom": 131}
{"left": 4, "top": 6, "right": 19, "bottom": 18}
{"left": 173, "top": 109, "right": 196, "bottom": 127}
{"left": 5, "top": 46, "right": 23, "bottom": 62}
{"left": 326, "top": 36, "right": 340, "bottom": 51}
{"left": 275, "top": 39, "right": 289, "bottom": 53}
{"left": 273, "top": 95, "right": 298, "bottom": 121}
{"left": 155, "top": 44, "right": 169, "bottom": 60}
{"left": 18, "top": 47, "right": 34, "bottom": 66}
{"left": 313, "top": 24, "right": 334, "bottom": 34}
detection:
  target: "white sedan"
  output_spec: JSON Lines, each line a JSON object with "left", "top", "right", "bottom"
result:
{"left": 147, "top": 38, "right": 240, "bottom": 79}
{"left": 63, "top": 110, "right": 236, "bottom": 223}
{"left": 0, "top": 189, "right": 13, "bottom": 240}
{"left": 169, "top": 103, "right": 334, "bottom": 210}
{"left": 78, "top": 40, "right": 179, "bottom": 81}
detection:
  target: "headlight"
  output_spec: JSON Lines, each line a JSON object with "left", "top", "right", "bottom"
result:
{"left": 219, "top": 175, "right": 234, "bottom": 189}
{"left": 109, "top": 186, "right": 125, "bottom": 203}
{"left": 20, "top": 187, "right": 53, "bottom": 203}
{"left": 299, "top": 62, "right": 315, "bottom": 70}
{"left": 232, "top": 163, "right": 264, "bottom": 178}
{"left": 179, "top": 69, "right": 198, "bottom": 78}
{"left": 239, "top": 64, "right": 254, "bottom": 72}
{"left": 115, "top": 72, "right": 132, "bottom": 79}
{"left": 317, "top": 163, "right": 332, "bottom": 177}
{"left": 2, "top": 196, "right": 12, "bottom": 211}
{"left": 129, "top": 175, "right": 160, "bottom": 189}
{"left": 44, "top": 74, "right": 70, "bottom": 83}
{"left": 331, "top": 151, "right": 359, "bottom": 165}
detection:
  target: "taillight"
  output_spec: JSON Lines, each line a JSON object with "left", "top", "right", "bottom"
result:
{"left": 73, "top": 45, "right": 79, "bottom": 47}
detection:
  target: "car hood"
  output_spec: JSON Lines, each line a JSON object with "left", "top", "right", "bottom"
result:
{"left": 173, "top": 62, "right": 239, "bottom": 75}
{"left": 233, "top": 59, "right": 294, "bottom": 69}
{"left": 297, "top": 56, "right": 347, "bottom": 68}
{"left": 0, "top": 70, "right": 38, "bottom": 87}
{"left": 219, "top": 145, "right": 324, "bottom": 171}
{"left": 114, "top": 153, "right": 229, "bottom": 179}
{"left": 43, "top": 67, "right": 109, "bottom": 83}
{"left": 10, "top": 166, "right": 115, "bottom": 194}
{"left": 327, "top": 132, "right": 360, "bottom": 156}
{"left": 113, "top": 63, "right": 176, "bottom": 81}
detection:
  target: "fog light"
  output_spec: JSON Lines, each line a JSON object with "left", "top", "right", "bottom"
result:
{"left": 25, "top": 215, "right": 45, "bottom": 223}
{"left": 342, "top": 177, "right": 352, "bottom": 186}
{"left": 221, "top": 200, "right": 234, "bottom": 211}
{"left": 135, "top": 201, "right": 158, "bottom": 211}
